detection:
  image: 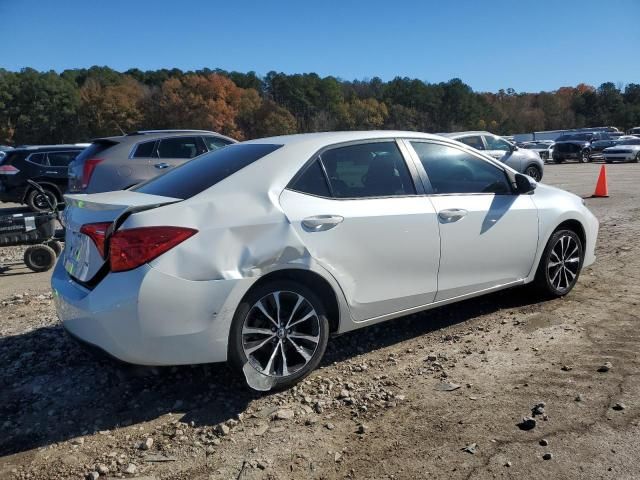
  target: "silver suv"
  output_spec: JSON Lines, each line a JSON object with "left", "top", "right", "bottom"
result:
{"left": 441, "top": 131, "right": 544, "bottom": 181}
{"left": 68, "top": 130, "right": 237, "bottom": 193}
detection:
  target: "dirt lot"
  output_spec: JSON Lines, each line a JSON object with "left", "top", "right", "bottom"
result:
{"left": 1, "top": 163, "right": 639, "bottom": 480}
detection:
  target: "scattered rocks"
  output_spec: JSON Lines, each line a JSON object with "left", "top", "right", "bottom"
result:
{"left": 612, "top": 402, "right": 626, "bottom": 411}
{"left": 461, "top": 443, "right": 478, "bottom": 454}
{"left": 517, "top": 417, "right": 537, "bottom": 431}
{"left": 273, "top": 408, "right": 295, "bottom": 420}
{"left": 435, "top": 382, "right": 461, "bottom": 391}
{"left": 124, "top": 463, "right": 137, "bottom": 474}
{"left": 531, "top": 402, "right": 546, "bottom": 416}
{"left": 356, "top": 424, "right": 368, "bottom": 435}
{"left": 216, "top": 423, "right": 231, "bottom": 435}
{"left": 561, "top": 365, "right": 573, "bottom": 371}
{"left": 139, "top": 437, "right": 154, "bottom": 450}
{"left": 575, "top": 394, "right": 585, "bottom": 402}
{"left": 86, "top": 472, "right": 99, "bottom": 480}
{"left": 325, "top": 423, "right": 335, "bottom": 431}
{"left": 598, "top": 362, "right": 613, "bottom": 372}
{"left": 540, "top": 439, "right": 549, "bottom": 446}
{"left": 96, "top": 464, "right": 109, "bottom": 475}
{"left": 542, "top": 453, "right": 553, "bottom": 460}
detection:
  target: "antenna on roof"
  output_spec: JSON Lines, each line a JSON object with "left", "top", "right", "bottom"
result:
{"left": 114, "top": 122, "right": 127, "bottom": 136}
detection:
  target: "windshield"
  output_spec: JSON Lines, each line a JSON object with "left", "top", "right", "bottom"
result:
{"left": 556, "top": 133, "right": 592, "bottom": 141}
{"left": 618, "top": 139, "right": 640, "bottom": 146}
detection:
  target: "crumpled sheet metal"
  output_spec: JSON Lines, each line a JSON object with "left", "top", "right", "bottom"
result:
{"left": 128, "top": 188, "right": 313, "bottom": 283}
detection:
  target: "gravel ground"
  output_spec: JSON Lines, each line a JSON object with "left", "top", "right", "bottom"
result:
{"left": 1, "top": 162, "right": 639, "bottom": 480}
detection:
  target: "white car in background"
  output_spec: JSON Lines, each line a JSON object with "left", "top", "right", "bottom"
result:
{"left": 52, "top": 131, "right": 598, "bottom": 390}
{"left": 441, "top": 131, "right": 545, "bottom": 181}
{"left": 603, "top": 137, "right": 640, "bottom": 163}
{"left": 520, "top": 141, "right": 555, "bottom": 162}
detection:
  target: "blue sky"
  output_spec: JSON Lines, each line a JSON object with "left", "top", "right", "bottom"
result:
{"left": 1, "top": 0, "right": 638, "bottom": 93}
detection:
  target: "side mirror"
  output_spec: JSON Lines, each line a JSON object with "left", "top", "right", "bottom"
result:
{"left": 510, "top": 144, "right": 518, "bottom": 152}
{"left": 515, "top": 173, "right": 536, "bottom": 194}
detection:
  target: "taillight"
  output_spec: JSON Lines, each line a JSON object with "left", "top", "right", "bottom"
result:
{"left": 109, "top": 226, "right": 197, "bottom": 272}
{"left": 80, "top": 222, "right": 111, "bottom": 258}
{"left": 82, "top": 158, "right": 103, "bottom": 189}
{"left": 0, "top": 165, "right": 19, "bottom": 175}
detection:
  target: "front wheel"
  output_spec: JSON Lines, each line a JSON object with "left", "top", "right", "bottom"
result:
{"left": 524, "top": 165, "right": 542, "bottom": 181}
{"left": 229, "top": 281, "right": 329, "bottom": 390}
{"left": 532, "top": 229, "right": 584, "bottom": 298}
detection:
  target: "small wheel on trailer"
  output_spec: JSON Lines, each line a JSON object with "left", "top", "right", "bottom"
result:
{"left": 23, "top": 244, "right": 57, "bottom": 272}
{"left": 45, "top": 240, "right": 63, "bottom": 256}
{"left": 26, "top": 186, "right": 58, "bottom": 213}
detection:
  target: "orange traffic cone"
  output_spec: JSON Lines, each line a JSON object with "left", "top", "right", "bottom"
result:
{"left": 592, "top": 165, "right": 609, "bottom": 198}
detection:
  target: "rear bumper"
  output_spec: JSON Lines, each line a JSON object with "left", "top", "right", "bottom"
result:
{"left": 51, "top": 257, "right": 252, "bottom": 365}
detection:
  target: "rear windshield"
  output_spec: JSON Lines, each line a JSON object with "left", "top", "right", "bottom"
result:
{"left": 132, "top": 143, "right": 282, "bottom": 199}
{"left": 74, "top": 140, "right": 117, "bottom": 164}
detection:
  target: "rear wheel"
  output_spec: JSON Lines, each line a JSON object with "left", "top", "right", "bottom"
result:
{"left": 23, "top": 244, "right": 57, "bottom": 272}
{"left": 229, "top": 281, "right": 329, "bottom": 390}
{"left": 533, "top": 229, "right": 584, "bottom": 298}
{"left": 633, "top": 152, "right": 640, "bottom": 163}
{"left": 524, "top": 164, "right": 542, "bottom": 181}
{"left": 26, "top": 186, "right": 58, "bottom": 212}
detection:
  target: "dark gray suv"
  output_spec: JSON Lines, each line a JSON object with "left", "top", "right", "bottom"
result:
{"left": 68, "top": 130, "right": 237, "bottom": 194}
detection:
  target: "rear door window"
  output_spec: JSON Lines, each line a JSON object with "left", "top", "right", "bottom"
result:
{"left": 133, "top": 143, "right": 282, "bottom": 199}
{"left": 157, "top": 137, "right": 205, "bottom": 159}
{"left": 132, "top": 140, "right": 156, "bottom": 158}
{"left": 457, "top": 135, "right": 485, "bottom": 150}
{"left": 203, "top": 136, "right": 233, "bottom": 151}
{"left": 318, "top": 142, "right": 416, "bottom": 198}
{"left": 289, "top": 160, "right": 332, "bottom": 197}
{"left": 47, "top": 151, "right": 79, "bottom": 167}
{"left": 27, "top": 153, "right": 47, "bottom": 165}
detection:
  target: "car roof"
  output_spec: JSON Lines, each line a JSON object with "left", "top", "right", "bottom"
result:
{"left": 93, "top": 130, "right": 237, "bottom": 144}
{"left": 11, "top": 144, "right": 87, "bottom": 151}
{"left": 439, "top": 131, "right": 495, "bottom": 138}
{"left": 242, "top": 130, "right": 448, "bottom": 149}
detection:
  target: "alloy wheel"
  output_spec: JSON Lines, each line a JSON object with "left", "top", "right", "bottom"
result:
{"left": 546, "top": 234, "right": 581, "bottom": 293}
{"left": 241, "top": 291, "right": 321, "bottom": 378}
{"left": 525, "top": 166, "right": 541, "bottom": 181}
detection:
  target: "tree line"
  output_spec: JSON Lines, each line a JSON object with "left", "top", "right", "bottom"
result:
{"left": 0, "top": 66, "right": 639, "bottom": 145}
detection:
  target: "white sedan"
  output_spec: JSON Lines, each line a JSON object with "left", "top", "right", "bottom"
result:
{"left": 52, "top": 131, "right": 599, "bottom": 390}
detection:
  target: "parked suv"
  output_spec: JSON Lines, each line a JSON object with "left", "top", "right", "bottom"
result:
{"left": 0, "top": 145, "right": 86, "bottom": 211}
{"left": 441, "top": 131, "right": 544, "bottom": 181}
{"left": 68, "top": 130, "right": 236, "bottom": 194}
{"left": 552, "top": 131, "right": 615, "bottom": 163}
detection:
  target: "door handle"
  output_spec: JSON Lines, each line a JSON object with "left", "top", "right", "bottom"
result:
{"left": 302, "top": 215, "right": 344, "bottom": 232}
{"left": 438, "top": 209, "right": 468, "bottom": 223}
{"left": 154, "top": 162, "right": 170, "bottom": 169}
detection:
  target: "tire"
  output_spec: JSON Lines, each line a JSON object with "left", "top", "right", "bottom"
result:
{"left": 580, "top": 150, "right": 590, "bottom": 163}
{"left": 26, "top": 186, "right": 58, "bottom": 212}
{"left": 633, "top": 152, "right": 640, "bottom": 163}
{"left": 228, "top": 280, "right": 330, "bottom": 390}
{"left": 605, "top": 160, "right": 613, "bottom": 164}
{"left": 23, "top": 244, "right": 57, "bottom": 272}
{"left": 45, "top": 240, "right": 63, "bottom": 257}
{"left": 532, "top": 229, "right": 584, "bottom": 298}
{"left": 524, "top": 165, "right": 542, "bottom": 181}
{"left": 553, "top": 158, "right": 563, "bottom": 164}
